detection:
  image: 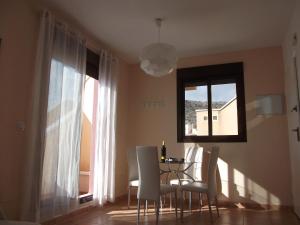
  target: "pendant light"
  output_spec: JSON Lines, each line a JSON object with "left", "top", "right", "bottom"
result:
{"left": 140, "top": 18, "right": 177, "bottom": 77}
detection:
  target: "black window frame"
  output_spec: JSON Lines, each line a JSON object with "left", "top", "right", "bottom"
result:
{"left": 86, "top": 48, "right": 99, "bottom": 80}
{"left": 177, "top": 62, "right": 247, "bottom": 143}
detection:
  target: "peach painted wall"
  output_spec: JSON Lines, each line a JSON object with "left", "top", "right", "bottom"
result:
{"left": 127, "top": 47, "right": 292, "bottom": 206}
{"left": 283, "top": 0, "right": 300, "bottom": 215}
{"left": 80, "top": 114, "right": 92, "bottom": 172}
{"left": 0, "top": 0, "right": 38, "bottom": 219}
{"left": 115, "top": 61, "right": 130, "bottom": 197}
{"left": 80, "top": 77, "right": 95, "bottom": 172}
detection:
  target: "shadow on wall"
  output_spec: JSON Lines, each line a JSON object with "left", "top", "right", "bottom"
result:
{"left": 183, "top": 99, "right": 283, "bottom": 209}
{"left": 184, "top": 144, "right": 281, "bottom": 210}
{"left": 216, "top": 156, "right": 274, "bottom": 210}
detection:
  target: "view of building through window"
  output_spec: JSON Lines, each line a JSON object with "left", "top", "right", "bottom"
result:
{"left": 184, "top": 83, "right": 238, "bottom": 136}
{"left": 185, "top": 85, "right": 208, "bottom": 135}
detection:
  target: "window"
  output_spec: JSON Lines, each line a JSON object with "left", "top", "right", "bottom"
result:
{"left": 177, "top": 62, "right": 247, "bottom": 142}
{"left": 77, "top": 48, "right": 100, "bottom": 202}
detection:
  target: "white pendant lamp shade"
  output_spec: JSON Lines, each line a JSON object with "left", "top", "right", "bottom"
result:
{"left": 140, "top": 18, "right": 177, "bottom": 77}
{"left": 140, "top": 42, "right": 177, "bottom": 77}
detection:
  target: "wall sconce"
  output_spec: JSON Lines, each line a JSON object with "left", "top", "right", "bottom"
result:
{"left": 256, "top": 95, "right": 284, "bottom": 115}
{"left": 141, "top": 99, "right": 166, "bottom": 109}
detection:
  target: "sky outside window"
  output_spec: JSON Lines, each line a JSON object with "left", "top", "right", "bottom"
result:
{"left": 185, "top": 84, "right": 236, "bottom": 102}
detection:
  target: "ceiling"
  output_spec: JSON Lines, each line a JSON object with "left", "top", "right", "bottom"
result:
{"left": 42, "top": 0, "right": 295, "bottom": 63}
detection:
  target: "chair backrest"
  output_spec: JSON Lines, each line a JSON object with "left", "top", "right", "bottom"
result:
{"left": 127, "top": 149, "right": 139, "bottom": 182}
{"left": 184, "top": 145, "right": 203, "bottom": 180}
{"left": 207, "top": 146, "right": 220, "bottom": 199}
{"left": 136, "top": 146, "right": 160, "bottom": 202}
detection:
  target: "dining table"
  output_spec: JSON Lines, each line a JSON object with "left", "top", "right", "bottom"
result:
{"left": 159, "top": 160, "right": 201, "bottom": 185}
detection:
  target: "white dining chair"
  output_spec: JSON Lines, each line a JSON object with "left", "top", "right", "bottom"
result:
{"left": 179, "top": 146, "right": 220, "bottom": 222}
{"left": 136, "top": 146, "right": 177, "bottom": 225}
{"left": 169, "top": 145, "right": 203, "bottom": 186}
{"left": 169, "top": 146, "right": 203, "bottom": 210}
{"left": 127, "top": 149, "right": 139, "bottom": 209}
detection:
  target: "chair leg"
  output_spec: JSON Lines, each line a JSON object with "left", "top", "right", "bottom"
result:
{"left": 200, "top": 193, "right": 203, "bottom": 205}
{"left": 175, "top": 191, "right": 178, "bottom": 218}
{"left": 189, "top": 192, "right": 192, "bottom": 212}
{"left": 180, "top": 190, "right": 184, "bottom": 222}
{"left": 137, "top": 199, "right": 141, "bottom": 224}
{"left": 215, "top": 196, "right": 220, "bottom": 217}
{"left": 160, "top": 197, "right": 163, "bottom": 210}
{"left": 127, "top": 186, "right": 131, "bottom": 209}
{"left": 144, "top": 200, "right": 146, "bottom": 216}
{"left": 155, "top": 200, "right": 160, "bottom": 225}
{"left": 206, "top": 193, "right": 213, "bottom": 223}
{"left": 170, "top": 193, "right": 172, "bottom": 210}
{"left": 199, "top": 193, "right": 202, "bottom": 212}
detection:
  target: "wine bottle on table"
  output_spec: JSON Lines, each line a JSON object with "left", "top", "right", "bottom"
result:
{"left": 160, "top": 140, "right": 166, "bottom": 162}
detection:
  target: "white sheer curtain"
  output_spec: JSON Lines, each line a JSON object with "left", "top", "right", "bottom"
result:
{"left": 22, "top": 11, "right": 86, "bottom": 222}
{"left": 92, "top": 50, "right": 118, "bottom": 206}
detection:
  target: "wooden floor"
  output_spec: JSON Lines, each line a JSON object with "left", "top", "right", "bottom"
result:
{"left": 48, "top": 198, "right": 300, "bottom": 225}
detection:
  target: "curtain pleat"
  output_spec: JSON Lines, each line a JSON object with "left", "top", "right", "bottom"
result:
{"left": 92, "top": 50, "right": 118, "bottom": 205}
{"left": 22, "top": 11, "right": 86, "bottom": 222}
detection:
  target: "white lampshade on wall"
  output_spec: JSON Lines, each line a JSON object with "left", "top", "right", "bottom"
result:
{"left": 256, "top": 95, "right": 284, "bottom": 115}
{"left": 140, "top": 18, "right": 177, "bottom": 77}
